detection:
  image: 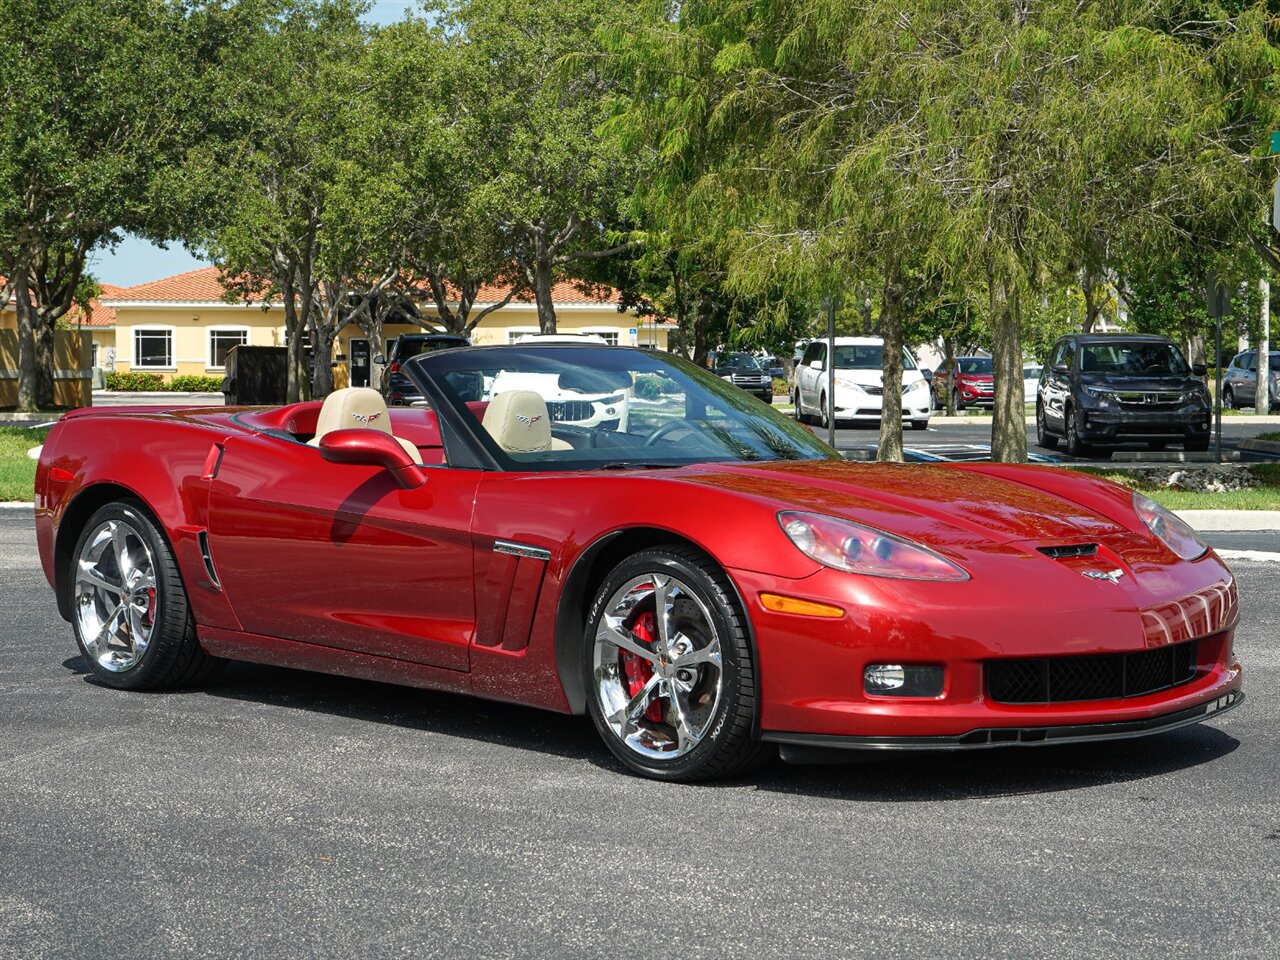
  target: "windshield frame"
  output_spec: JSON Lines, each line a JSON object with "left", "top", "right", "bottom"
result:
{"left": 403, "top": 345, "right": 840, "bottom": 472}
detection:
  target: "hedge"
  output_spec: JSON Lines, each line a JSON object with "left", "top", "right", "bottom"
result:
{"left": 104, "top": 372, "right": 224, "bottom": 392}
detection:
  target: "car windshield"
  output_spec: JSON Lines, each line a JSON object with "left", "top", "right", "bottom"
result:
{"left": 959, "top": 358, "right": 993, "bottom": 374}
{"left": 399, "top": 338, "right": 462, "bottom": 359}
{"left": 408, "top": 346, "right": 837, "bottom": 470}
{"left": 1081, "top": 342, "right": 1189, "bottom": 376}
{"left": 717, "top": 353, "right": 761, "bottom": 371}
{"left": 832, "top": 345, "right": 917, "bottom": 370}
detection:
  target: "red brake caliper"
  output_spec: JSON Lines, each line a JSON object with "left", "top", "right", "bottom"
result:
{"left": 622, "top": 611, "right": 664, "bottom": 722}
{"left": 143, "top": 587, "right": 156, "bottom": 626}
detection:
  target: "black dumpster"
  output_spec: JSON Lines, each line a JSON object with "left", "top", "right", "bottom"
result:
{"left": 221, "top": 346, "right": 288, "bottom": 405}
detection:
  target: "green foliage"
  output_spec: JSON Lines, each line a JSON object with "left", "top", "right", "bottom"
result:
{"left": 169, "top": 375, "right": 225, "bottom": 392}
{"left": 105, "top": 372, "right": 166, "bottom": 391}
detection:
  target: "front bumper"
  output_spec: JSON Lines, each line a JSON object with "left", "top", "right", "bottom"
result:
{"left": 834, "top": 387, "right": 933, "bottom": 422}
{"left": 1078, "top": 400, "right": 1210, "bottom": 442}
{"left": 764, "top": 689, "right": 1242, "bottom": 757}
{"left": 730, "top": 551, "right": 1241, "bottom": 741}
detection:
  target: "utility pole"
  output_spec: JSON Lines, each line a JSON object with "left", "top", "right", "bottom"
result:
{"left": 1208, "top": 275, "right": 1229, "bottom": 464}
{"left": 826, "top": 296, "right": 837, "bottom": 449}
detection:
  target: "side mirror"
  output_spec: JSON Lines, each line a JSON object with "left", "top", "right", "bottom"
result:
{"left": 373, "top": 355, "right": 386, "bottom": 365}
{"left": 809, "top": 359, "right": 824, "bottom": 370}
{"left": 1192, "top": 362, "right": 1207, "bottom": 377}
{"left": 318, "top": 429, "right": 426, "bottom": 489}
{"left": 1052, "top": 364, "right": 1068, "bottom": 374}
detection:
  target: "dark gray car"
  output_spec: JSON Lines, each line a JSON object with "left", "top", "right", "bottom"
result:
{"left": 1223, "top": 349, "right": 1280, "bottom": 411}
{"left": 1036, "top": 334, "right": 1210, "bottom": 455}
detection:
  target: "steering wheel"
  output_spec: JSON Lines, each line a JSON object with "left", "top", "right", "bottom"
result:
{"left": 643, "top": 419, "right": 700, "bottom": 447}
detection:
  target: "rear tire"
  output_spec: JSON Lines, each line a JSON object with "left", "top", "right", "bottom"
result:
{"left": 69, "top": 501, "right": 223, "bottom": 690}
{"left": 793, "top": 391, "right": 808, "bottom": 424}
{"left": 1035, "top": 402, "right": 1058, "bottom": 450}
{"left": 583, "top": 546, "right": 768, "bottom": 781}
{"left": 1221, "top": 387, "right": 1235, "bottom": 410}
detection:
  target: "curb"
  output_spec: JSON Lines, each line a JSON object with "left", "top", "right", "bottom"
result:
{"left": 1173, "top": 510, "right": 1280, "bottom": 532}
{"left": 0, "top": 502, "right": 33, "bottom": 511}
{"left": 1238, "top": 438, "right": 1280, "bottom": 455}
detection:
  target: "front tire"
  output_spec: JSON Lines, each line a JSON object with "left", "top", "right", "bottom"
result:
{"left": 1064, "top": 405, "right": 1090, "bottom": 457}
{"left": 583, "top": 546, "right": 766, "bottom": 781}
{"left": 793, "top": 390, "right": 808, "bottom": 424}
{"left": 819, "top": 393, "right": 831, "bottom": 429}
{"left": 952, "top": 388, "right": 965, "bottom": 412}
{"left": 70, "top": 501, "right": 223, "bottom": 690}
{"left": 911, "top": 419, "right": 929, "bottom": 431}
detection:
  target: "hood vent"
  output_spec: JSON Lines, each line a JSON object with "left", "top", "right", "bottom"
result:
{"left": 1037, "top": 543, "right": 1098, "bottom": 559}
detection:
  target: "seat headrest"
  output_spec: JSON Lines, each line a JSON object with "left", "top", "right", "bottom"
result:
{"left": 312, "top": 388, "right": 392, "bottom": 441}
{"left": 482, "top": 390, "right": 556, "bottom": 454}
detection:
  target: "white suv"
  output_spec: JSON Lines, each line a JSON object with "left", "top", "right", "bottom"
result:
{"left": 793, "top": 337, "right": 932, "bottom": 430}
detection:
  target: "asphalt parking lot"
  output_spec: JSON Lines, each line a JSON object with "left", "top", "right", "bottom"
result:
{"left": 2, "top": 512, "right": 1277, "bottom": 960}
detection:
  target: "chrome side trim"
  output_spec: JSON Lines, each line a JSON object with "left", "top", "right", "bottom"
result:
{"left": 493, "top": 539, "right": 552, "bottom": 561}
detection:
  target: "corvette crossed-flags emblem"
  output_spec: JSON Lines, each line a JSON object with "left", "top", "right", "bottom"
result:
{"left": 352, "top": 412, "right": 382, "bottom": 424}
{"left": 516, "top": 414, "right": 544, "bottom": 429}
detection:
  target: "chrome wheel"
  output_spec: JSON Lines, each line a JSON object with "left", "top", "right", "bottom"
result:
{"left": 592, "top": 573, "right": 724, "bottom": 761}
{"left": 74, "top": 518, "right": 158, "bottom": 673}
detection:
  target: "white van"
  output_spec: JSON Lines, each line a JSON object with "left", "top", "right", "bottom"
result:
{"left": 793, "top": 336, "right": 932, "bottom": 430}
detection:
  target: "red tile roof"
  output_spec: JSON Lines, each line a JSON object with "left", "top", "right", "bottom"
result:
{"left": 105, "top": 266, "right": 234, "bottom": 303}
{"left": 100, "top": 266, "right": 624, "bottom": 307}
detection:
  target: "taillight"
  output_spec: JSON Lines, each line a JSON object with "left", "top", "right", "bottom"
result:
{"left": 388, "top": 361, "right": 400, "bottom": 374}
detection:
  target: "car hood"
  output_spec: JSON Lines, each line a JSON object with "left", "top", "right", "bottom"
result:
{"left": 1079, "top": 373, "right": 1201, "bottom": 392}
{"left": 833, "top": 369, "right": 926, "bottom": 387}
{"left": 672, "top": 459, "right": 1131, "bottom": 548}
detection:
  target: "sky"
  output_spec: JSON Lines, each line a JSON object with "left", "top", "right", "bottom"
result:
{"left": 87, "top": 0, "right": 419, "bottom": 289}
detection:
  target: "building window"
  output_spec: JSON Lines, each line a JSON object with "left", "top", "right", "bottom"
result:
{"left": 133, "top": 328, "right": 173, "bottom": 368}
{"left": 209, "top": 328, "right": 249, "bottom": 369}
{"left": 592, "top": 331, "right": 620, "bottom": 346}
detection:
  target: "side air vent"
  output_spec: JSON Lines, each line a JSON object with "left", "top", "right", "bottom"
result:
{"left": 1037, "top": 543, "right": 1098, "bottom": 559}
{"left": 197, "top": 530, "right": 221, "bottom": 589}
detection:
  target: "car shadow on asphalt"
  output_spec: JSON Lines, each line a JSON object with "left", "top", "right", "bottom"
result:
{"left": 62, "top": 655, "right": 1241, "bottom": 799}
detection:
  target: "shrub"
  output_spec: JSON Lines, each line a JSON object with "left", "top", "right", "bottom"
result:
{"left": 105, "top": 371, "right": 166, "bottom": 391}
{"left": 772, "top": 377, "right": 789, "bottom": 396}
{"left": 169, "top": 375, "right": 224, "bottom": 392}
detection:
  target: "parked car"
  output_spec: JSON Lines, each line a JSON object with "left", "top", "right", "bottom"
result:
{"left": 1036, "top": 334, "right": 1210, "bottom": 455}
{"left": 37, "top": 344, "right": 1242, "bottom": 781}
{"left": 498, "top": 333, "right": 628, "bottom": 429}
{"left": 933, "top": 357, "right": 995, "bottom": 410}
{"left": 793, "top": 337, "right": 932, "bottom": 429}
{"left": 711, "top": 352, "right": 773, "bottom": 404}
{"left": 1222, "top": 349, "right": 1280, "bottom": 411}
{"left": 375, "top": 333, "right": 470, "bottom": 406}
{"left": 759, "top": 355, "right": 785, "bottom": 380}
{"left": 1022, "top": 363, "right": 1043, "bottom": 404}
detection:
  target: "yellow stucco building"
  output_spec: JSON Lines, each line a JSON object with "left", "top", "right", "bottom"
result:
{"left": 87, "top": 267, "right": 671, "bottom": 387}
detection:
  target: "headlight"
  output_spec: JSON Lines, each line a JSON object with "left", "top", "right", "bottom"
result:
{"left": 1132, "top": 492, "right": 1207, "bottom": 561}
{"left": 907, "top": 379, "right": 928, "bottom": 393}
{"left": 778, "top": 512, "right": 970, "bottom": 581}
{"left": 834, "top": 377, "right": 862, "bottom": 391}
{"left": 1082, "top": 385, "right": 1114, "bottom": 400}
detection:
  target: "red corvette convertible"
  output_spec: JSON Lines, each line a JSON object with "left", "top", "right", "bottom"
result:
{"left": 35, "top": 345, "right": 1242, "bottom": 780}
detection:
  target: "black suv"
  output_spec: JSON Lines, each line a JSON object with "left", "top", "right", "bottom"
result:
{"left": 1036, "top": 334, "right": 1210, "bottom": 455}
{"left": 711, "top": 352, "right": 773, "bottom": 403}
{"left": 376, "top": 333, "right": 469, "bottom": 406}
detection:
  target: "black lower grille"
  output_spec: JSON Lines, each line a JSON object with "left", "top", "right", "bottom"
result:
{"left": 987, "top": 640, "right": 1197, "bottom": 704}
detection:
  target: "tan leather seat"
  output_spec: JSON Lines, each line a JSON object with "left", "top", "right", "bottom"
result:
{"left": 308, "top": 387, "right": 420, "bottom": 462}
{"left": 482, "top": 390, "right": 571, "bottom": 453}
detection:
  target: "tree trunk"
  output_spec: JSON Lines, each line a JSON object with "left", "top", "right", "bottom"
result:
{"left": 533, "top": 258, "right": 557, "bottom": 334}
{"left": 34, "top": 317, "right": 56, "bottom": 408}
{"left": 1258, "top": 278, "right": 1271, "bottom": 413}
{"left": 942, "top": 335, "right": 957, "bottom": 415}
{"left": 280, "top": 272, "right": 310, "bottom": 403}
{"left": 876, "top": 267, "right": 905, "bottom": 463}
{"left": 13, "top": 268, "right": 39, "bottom": 412}
{"left": 989, "top": 277, "right": 1027, "bottom": 463}
{"left": 1082, "top": 275, "right": 1099, "bottom": 334}
{"left": 310, "top": 322, "right": 336, "bottom": 399}
{"left": 1185, "top": 332, "right": 1206, "bottom": 370}
{"left": 692, "top": 294, "right": 714, "bottom": 367}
